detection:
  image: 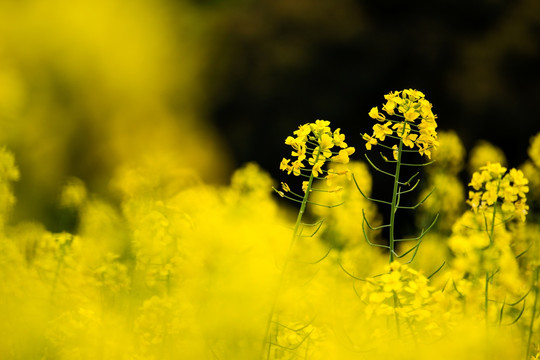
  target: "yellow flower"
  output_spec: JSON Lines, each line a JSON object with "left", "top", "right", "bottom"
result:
{"left": 285, "top": 136, "right": 305, "bottom": 149}
{"left": 302, "top": 181, "right": 309, "bottom": 193}
{"left": 482, "top": 181, "right": 499, "bottom": 206}
{"left": 481, "top": 162, "right": 507, "bottom": 177}
{"left": 291, "top": 160, "right": 304, "bottom": 176}
{"left": 468, "top": 172, "right": 484, "bottom": 191}
{"left": 281, "top": 182, "right": 290, "bottom": 192}
{"left": 469, "top": 141, "right": 507, "bottom": 174}
{"left": 502, "top": 184, "right": 518, "bottom": 203}
{"left": 383, "top": 91, "right": 402, "bottom": 115}
{"left": 318, "top": 133, "right": 334, "bottom": 158}
{"left": 403, "top": 88, "right": 425, "bottom": 100}
{"left": 331, "top": 147, "right": 355, "bottom": 164}
{"left": 333, "top": 128, "right": 347, "bottom": 148}
{"left": 418, "top": 144, "right": 432, "bottom": 159}
{"left": 467, "top": 191, "right": 482, "bottom": 212}
{"left": 509, "top": 168, "right": 529, "bottom": 197}
{"left": 373, "top": 122, "right": 393, "bottom": 141}
{"left": 501, "top": 200, "right": 515, "bottom": 213}
{"left": 403, "top": 108, "right": 420, "bottom": 122}
{"left": 381, "top": 271, "right": 403, "bottom": 293}
{"left": 418, "top": 98, "right": 434, "bottom": 118}
{"left": 280, "top": 158, "right": 291, "bottom": 172}
{"left": 467, "top": 162, "right": 529, "bottom": 221}
{"left": 310, "top": 119, "right": 331, "bottom": 136}
{"left": 514, "top": 199, "right": 529, "bottom": 221}
{"left": 312, "top": 160, "right": 325, "bottom": 177}
{"left": 392, "top": 145, "right": 398, "bottom": 160}
{"left": 401, "top": 133, "right": 418, "bottom": 148}
{"left": 293, "top": 124, "right": 311, "bottom": 140}
{"left": 368, "top": 106, "right": 386, "bottom": 121}
{"left": 362, "top": 133, "right": 378, "bottom": 150}
{"left": 291, "top": 143, "right": 307, "bottom": 161}
{"left": 392, "top": 122, "right": 411, "bottom": 137}
{"left": 382, "top": 101, "right": 396, "bottom": 115}
{"left": 369, "top": 292, "right": 389, "bottom": 304}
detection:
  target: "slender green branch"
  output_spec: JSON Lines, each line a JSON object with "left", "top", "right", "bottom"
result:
{"left": 307, "top": 200, "right": 346, "bottom": 208}
{"left": 365, "top": 153, "right": 396, "bottom": 178}
{"left": 526, "top": 267, "right": 539, "bottom": 360}
{"left": 388, "top": 137, "right": 404, "bottom": 262}
{"left": 352, "top": 174, "right": 392, "bottom": 205}
{"left": 362, "top": 217, "right": 390, "bottom": 249}
{"left": 427, "top": 261, "right": 446, "bottom": 279}
{"left": 400, "top": 160, "right": 436, "bottom": 167}
{"left": 397, "top": 179, "right": 420, "bottom": 195}
{"left": 401, "top": 172, "right": 419, "bottom": 186}
{"left": 396, "top": 187, "right": 435, "bottom": 210}
{"left": 262, "top": 148, "right": 321, "bottom": 359}
{"left": 362, "top": 209, "right": 391, "bottom": 230}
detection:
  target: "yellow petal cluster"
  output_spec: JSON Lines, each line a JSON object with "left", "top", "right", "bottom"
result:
{"left": 280, "top": 120, "right": 355, "bottom": 189}
{"left": 467, "top": 162, "right": 529, "bottom": 221}
{"left": 364, "top": 89, "right": 439, "bottom": 159}
{"left": 361, "top": 261, "right": 435, "bottom": 323}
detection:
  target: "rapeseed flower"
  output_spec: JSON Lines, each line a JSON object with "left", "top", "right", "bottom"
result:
{"left": 467, "top": 162, "right": 529, "bottom": 221}
{"left": 362, "top": 89, "right": 438, "bottom": 159}
{"left": 359, "top": 90, "right": 440, "bottom": 264}
{"left": 279, "top": 120, "right": 355, "bottom": 193}
{"left": 468, "top": 140, "right": 507, "bottom": 175}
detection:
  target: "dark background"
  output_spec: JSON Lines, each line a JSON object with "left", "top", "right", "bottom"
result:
{"left": 2, "top": 0, "right": 539, "bottom": 231}
{"left": 203, "top": 0, "right": 540, "bottom": 179}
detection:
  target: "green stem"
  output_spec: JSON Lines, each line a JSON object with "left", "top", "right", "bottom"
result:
{"left": 485, "top": 270, "right": 489, "bottom": 326}
{"left": 484, "top": 193, "right": 498, "bottom": 325}
{"left": 261, "top": 149, "right": 320, "bottom": 360}
{"left": 526, "top": 267, "right": 539, "bottom": 360}
{"left": 389, "top": 137, "right": 405, "bottom": 263}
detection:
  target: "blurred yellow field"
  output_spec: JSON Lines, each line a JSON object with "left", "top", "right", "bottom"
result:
{"left": 1, "top": 1, "right": 540, "bottom": 359}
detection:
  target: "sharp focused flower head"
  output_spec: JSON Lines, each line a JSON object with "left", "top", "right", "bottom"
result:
{"left": 363, "top": 89, "right": 438, "bottom": 159}
{"left": 279, "top": 121, "right": 355, "bottom": 194}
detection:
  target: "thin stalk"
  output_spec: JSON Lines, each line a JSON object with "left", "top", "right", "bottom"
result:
{"left": 484, "top": 186, "right": 498, "bottom": 325}
{"left": 526, "top": 266, "right": 539, "bottom": 360}
{"left": 261, "top": 149, "right": 320, "bottom": 360}
{"left": 389, "top": 134, "right": 405, "bottom": 263}
{"left": 485, "top": 271, "right": 489, "bottom": 326}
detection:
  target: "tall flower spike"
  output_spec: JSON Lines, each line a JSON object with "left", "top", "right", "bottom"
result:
{"left": 265, "top": 120, "right": 354, "bottom": 359}
{"left": 356, "top": 89, "right": 439, "bottom": 264}
{"left": 463, "top": 162, "right": 530, "bottom": 325}
{"left": 467, "top": 162, "right": 529, "bottom": 222}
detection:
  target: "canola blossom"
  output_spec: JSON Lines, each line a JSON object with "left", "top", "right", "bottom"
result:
{"left": 363, "top": 89, "right": 439, "bottom": 159}
{"left": 279, "top": 120, "right": 355, "bottom": 193}
{"left": 357, "top": 89, "right": 440, "bottom": 264}
{"left": 2, "top": 106, "right": 540, "bottom": 360}
{"left": 467, "top": 162, "right": 529, "bottom": 221}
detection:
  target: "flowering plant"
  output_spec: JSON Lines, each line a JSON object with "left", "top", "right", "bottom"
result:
{"left": 467, "top": 162, "right": 529, "bottom": 222}
{"left": 357, "top": 89, "right": 439, "bottom": 263}
{"left": 265, "top": 120, "right": 354, "bottom": 359}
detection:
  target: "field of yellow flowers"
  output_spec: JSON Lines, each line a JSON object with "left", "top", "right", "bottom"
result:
{"left": 0, "top": 88, "right": 539, "bottom": 359}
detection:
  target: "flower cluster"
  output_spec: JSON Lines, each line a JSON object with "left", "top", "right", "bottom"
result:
{"left": 467, "top": 162, "right": 529, "bottom": 221}
{"left": 361, "top": 262, "right": 437, "bottom": 327}
{"left": 363, "top": 89, "right": 439, "bottom": 159}
{"left": 279, "top": 120, "right": 355, "bottom": 193}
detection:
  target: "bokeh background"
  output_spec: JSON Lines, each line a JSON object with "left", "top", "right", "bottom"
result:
{"left": 1, "top": 0, "right": 539, "bottom": 230}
